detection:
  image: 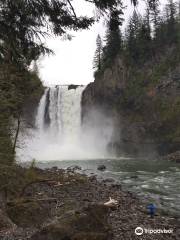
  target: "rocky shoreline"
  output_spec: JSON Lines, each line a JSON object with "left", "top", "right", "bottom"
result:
{"left": 0, "top": 166, "right": 180, "bottom": 240}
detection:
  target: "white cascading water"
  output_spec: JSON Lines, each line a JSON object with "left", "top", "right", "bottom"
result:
{"left": 18, "top": 85, "right": 114, "bottom": 161}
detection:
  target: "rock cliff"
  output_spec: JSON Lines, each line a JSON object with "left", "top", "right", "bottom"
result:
{"left": 82, "top": 50, "right": 180, "bottom": 157}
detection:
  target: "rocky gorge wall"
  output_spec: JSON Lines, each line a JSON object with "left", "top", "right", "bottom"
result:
{"left": 82, "top": 50, "right": 180, "bottom": 157}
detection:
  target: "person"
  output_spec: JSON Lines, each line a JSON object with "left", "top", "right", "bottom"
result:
{"left": 147, "top": 203, "right": 156, "bottom": 218}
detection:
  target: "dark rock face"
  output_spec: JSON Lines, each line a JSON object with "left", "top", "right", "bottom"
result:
{"left": 81, "top": 54, "right": 180, "bottom": 157}
{"left": 68, "top": 84, "right": 80, "bottom": 90}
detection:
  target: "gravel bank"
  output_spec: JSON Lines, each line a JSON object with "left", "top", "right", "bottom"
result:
{"left": 0, "top": 167, "right": 179, "bottom": 240}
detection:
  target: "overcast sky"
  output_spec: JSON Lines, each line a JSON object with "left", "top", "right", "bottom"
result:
{"left": 39, "top": 0, "right": 167, "bottom": 86}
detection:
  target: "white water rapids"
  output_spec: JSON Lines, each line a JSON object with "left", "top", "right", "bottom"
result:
{"left": 17, "top": 85, "right": 114, "bottom": 161}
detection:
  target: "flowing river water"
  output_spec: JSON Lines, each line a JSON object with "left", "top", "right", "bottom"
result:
{"left": 18, "top": 85, "right": 180, "bottom": 218}
{"left": 34, "top": 157, "right": 180, "bottom": 218}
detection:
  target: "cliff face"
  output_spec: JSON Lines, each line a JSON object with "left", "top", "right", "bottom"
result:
{"left": 82, "top": 51, "right": 180, "bottom": 156}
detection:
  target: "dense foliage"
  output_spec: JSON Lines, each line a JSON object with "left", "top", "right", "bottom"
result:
{"left": 94, "top": 0, "right": 180, "bottom": 74}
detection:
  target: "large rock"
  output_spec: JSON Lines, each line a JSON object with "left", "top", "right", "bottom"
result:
{"left": 7, "top": 200, "right": 51, "bottom": 228}
{"left": 97, "top": 165, "right": 106, "bottom": 171}
{"left": 30, "top": 204, "right": 111, "bottom": 240}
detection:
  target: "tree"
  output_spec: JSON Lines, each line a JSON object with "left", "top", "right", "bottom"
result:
{"left": 165, "top": 0, "right": 178, "bottom": 44}
{"left": 0, "top": 0, "right": 126, "bottom": 67}
{"left": 137, "top": 16, "right": 152, "bottom": 60}
{"left": 93, "top": 35, "right": 103, "bottom": 71}
{"left": 148, "top": 0, "right": 160, "bottom": 36}
{"left": 102, "top": 10, "right": 123, "bottom": 66}
{"left": 125, "top": 11, "right": 142, "bottom": 61}
{"left": 0, "top": 0, "right": 156, "bottom": 68}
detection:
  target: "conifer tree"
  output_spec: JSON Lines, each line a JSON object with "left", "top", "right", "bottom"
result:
{"left": 148, "top": 0, "right": 160, "bottom": 36}
{"left": 125, "top": 11, "right": 142, "bottom": 61}
{"left": 103, "top": 11, "right": 123, "bottom": 66}
{"left": 137, "top": 16, "right": 152, "bottom": 60}
{"left": 166, "top": 0, "right": 178, "bottom": 44}
{"left": 93, "top": 34, "right": 103, "bottom": 71}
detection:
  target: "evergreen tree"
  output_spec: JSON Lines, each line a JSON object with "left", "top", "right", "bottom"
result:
{"left": 103, "top": 11, "right": 123, "bottom": 66}
{"left": 148, "top": 0, "right": 160, "bottom": 36}
{"left": 178, "top": 0, "right": 180, "bottom": 20}
{"left": 166, "top": 0, "right": 178, "bottom": 44}
{"left": 0, "top": 0, "right": 126, "bottom": 67}
{"left": 93, "top": 35, "right": 103, "bottom": 71}
{"left": 125, "top": 11, "right": 142, "bottom": 61}
{"left": 137, "top": 16, "right": 152, "bottom": 60}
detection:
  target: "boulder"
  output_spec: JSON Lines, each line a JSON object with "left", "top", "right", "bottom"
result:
{"left": 30, "top": 204, "right": 110, "bottom": 240}
{"left": 102, "top": 178, "right": 115, "bottom": 183}
{"left": 7, "top": 200, "right": 51, "bottom": 228}
{"left": 97, "top": 165, "right": 106, "bottom": 171}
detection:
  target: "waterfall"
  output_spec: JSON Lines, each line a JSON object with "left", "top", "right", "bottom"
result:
{"left": 17, "top": 85, "right": 114, "bottom": 161}
{"left": 37, "top": 86, "right": 83, "bottom": 143}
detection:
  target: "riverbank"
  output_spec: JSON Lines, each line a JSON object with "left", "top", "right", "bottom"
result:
{"left": 0, "top": 165, "right": 179, "bottom": 240}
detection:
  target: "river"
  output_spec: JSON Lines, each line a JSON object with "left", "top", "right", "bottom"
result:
{"left": 33, "top": 157, "right": 180, "bottom": 218}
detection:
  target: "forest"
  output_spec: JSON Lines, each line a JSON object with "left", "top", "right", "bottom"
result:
{"left": 94, "top": 0, "right": 180, "bottom": 74}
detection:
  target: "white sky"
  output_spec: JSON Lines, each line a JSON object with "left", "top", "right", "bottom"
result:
{"left": 39, "top": 0, "right": 167, "bottom": 86}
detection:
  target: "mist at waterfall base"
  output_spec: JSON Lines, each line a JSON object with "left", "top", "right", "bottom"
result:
{"left": 18, "top": 85, "right": 115, "bottom": 161}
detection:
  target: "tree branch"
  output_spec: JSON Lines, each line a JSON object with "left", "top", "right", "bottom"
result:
{"left": 67, "top": 0, "right": 77, "bottom": 18}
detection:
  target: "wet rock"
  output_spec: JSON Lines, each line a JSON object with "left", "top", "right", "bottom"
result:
{"left": 130, "top": 175, "right": 138, "bottom": 179}
{"left": 51, "top": 166, "right": 59, "bottom": 172}
{"left": 67, "top": 165, "right": 82, "bottom": 172}
{"left": 102, "top": 178, "right": 115, "bottom": 184}
{"left": 111, "top": 184, "right": 122, "bottom": 190}
{"left": 164, "top": 151, "right": 180, "bottom": 163}
{"left": 97, "top": 165, "right": 106, "bottom": 171}
{"left": 68, "top": 84, "right": 80, "bottom": 90}
{"left": 88, "top": 175, "right": 97, "bottom": 182}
